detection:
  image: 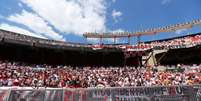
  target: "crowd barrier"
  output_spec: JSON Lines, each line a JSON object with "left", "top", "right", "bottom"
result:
{"left": 0, "top": 85, "right": 201, "bottom": 101}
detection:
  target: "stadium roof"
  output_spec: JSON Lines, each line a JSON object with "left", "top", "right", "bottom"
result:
{"left": 83, "top": 19, "right": 201, "bottom": 38}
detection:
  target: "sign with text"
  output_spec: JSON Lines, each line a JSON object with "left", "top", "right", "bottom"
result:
{"left": 1, "top": 85, "right": 201, "bottom": 101}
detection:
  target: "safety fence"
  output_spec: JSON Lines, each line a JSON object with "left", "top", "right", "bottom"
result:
{"left": 0, "top": 85, "right": 201, "bottom": 101}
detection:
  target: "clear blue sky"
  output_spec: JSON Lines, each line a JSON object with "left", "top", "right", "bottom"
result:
{"left": 0, "top": 0, "right": 201, "bottom": 44}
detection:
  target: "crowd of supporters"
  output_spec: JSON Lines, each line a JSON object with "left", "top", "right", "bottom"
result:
{"left": 121, "top": 34, "right": 201, "bottom": 51}
{"left": 0, "top": 60, "right": 201, "bottom": 88}
{"left": 92, "top": 34, "right": 201, "bottom": 51}
{"left": 145, "top": 34, "right": 201, "bottom": 50}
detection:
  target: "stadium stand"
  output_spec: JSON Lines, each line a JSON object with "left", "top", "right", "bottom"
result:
{"left": 0, "top": 60, "right": 200, "bottom": 88}
{"left": 1, "top": 29, "right": 201, "bottom": 100}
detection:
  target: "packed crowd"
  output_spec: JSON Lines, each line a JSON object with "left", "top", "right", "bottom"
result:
{"left": 112, "top": 34, "right": 201, "bottom": 51}
{"left": 0, "top": 61, "right": 201, "bottom": 88}
{"left": 145, "top": 34, "right": 201, "bottom": 50}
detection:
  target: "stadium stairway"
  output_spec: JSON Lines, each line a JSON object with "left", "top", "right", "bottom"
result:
{"left": 142, "top": 51, "right": 153, "bottom": 66}
{"left": 142, "top": 49, "right": 168, "bottom": 67}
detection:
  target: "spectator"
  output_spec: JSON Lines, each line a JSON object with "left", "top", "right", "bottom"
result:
{"left": 0, "top": 60, "right": 200, "bottom": 88}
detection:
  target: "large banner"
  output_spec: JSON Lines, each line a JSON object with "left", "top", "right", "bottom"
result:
{"left": 66, "top": 85, "right": 201, "bottom": 101}
{"left": 1, "top": 85, "right": 201, "bottom": 101}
